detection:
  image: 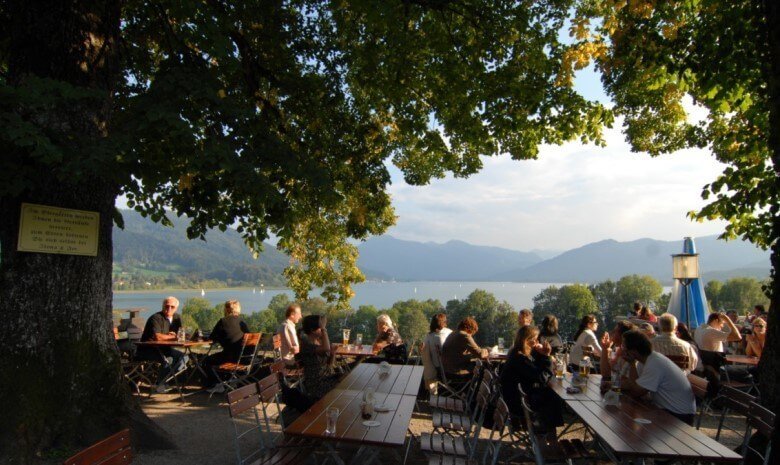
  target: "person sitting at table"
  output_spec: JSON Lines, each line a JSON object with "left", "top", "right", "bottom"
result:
{"left": 651, "top": 313, "right": 698, "bottom": 374}
{"left": 637, "top": 305, "right": 657, "bottom": 323}
{"left": 137, "top": 296, "right": 189, "bottom": 393}
{"left": 628, "top": 301, "right": 642, "bottom": 318}
{"left": 695, "top": 312, "right": 742, "bottom": 352}
{"left": 277, "top": 303, "right": 302, "bottom": 366}
{"left": 599, "top": 320, "right": 636, "bottom": 388}
{"left": 747, "top": 304, "right": 767, "bottom": 323}
{"left": 441, "top": 317, "right": 489, "bottom": 386}
{"left": 569, "top": 314, "right": 601, "bottom": 372}
{"left": 499, "top": 325, "right": 563, "bottom": 441}
{"left": 620, "top": 330, "right": 697, "bottom": 425}
{"left": 539, "top": 315, "right": 564, "bottom": 354}
{"left": 204, "top": 300, "right": 250, "bottom": 393}
{"left": 638, "top": 322, "right": 656, "bottom": 339}
{"left": 296, "top": 314, "right": 339, "bottom": 400}
{"left": 518, "top": 308, "right": 534, "bottom": 328}
{"left": 745, "top": 317, "right": 766, "bottom": 358}
{"left": 372, "top": 314, "right": 406, "bottom": 364}
{"left": 422, "top": 313, "right": 452, "bottom": 392}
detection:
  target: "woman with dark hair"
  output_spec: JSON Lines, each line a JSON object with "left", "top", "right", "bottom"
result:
{"left": 499, "top": 325, "right": 563, "bottom": 441}
{"left": 675, "top": 323, "right": 696, "bottom": 345}
{"left": 441, "top": 317, "right": 488, "bottom": 382}
{"left": 296, "top": 314, "right": 339, "bottom": 400}
{"left": 638, "top": 305, "right": 658, "bottom": 323}
{"left": 539, "top": 315, "right": 563, "bottom": 353}
{"left": 422, "top": 313, "right": 452, "bottom": 391}
{"left": 569, "top": 314, "right": 602, "bottom": 370}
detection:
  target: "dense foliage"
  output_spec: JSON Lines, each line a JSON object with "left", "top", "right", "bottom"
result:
{"left": 705, "top": 277, "right": 770, "bottom": 313}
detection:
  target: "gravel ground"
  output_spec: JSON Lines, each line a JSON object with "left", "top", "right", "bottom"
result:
{"left": 131, "top": 387, "right": 747, "bottom": 465}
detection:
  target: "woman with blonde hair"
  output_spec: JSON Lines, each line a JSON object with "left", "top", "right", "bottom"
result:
{"left": 371, "top": 314, "right": 407, "bottom": 363}
{"left": 205, "top": 300, "right": 250, "bottom": 392}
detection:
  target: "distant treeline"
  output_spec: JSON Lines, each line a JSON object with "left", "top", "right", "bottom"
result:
{"left": 178, "top": 274, "right": 769, "bottom": 345}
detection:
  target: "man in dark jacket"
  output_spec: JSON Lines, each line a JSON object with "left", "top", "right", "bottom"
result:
{"left": 138, "top": 296, "right": 188, "bottom": 392}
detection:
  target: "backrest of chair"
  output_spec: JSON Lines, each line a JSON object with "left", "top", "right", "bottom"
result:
{"left": 747, "top": 402, "right": 774, "bottom": 439}
{"left": 237, "top": 332, "right": 263, "bottom": 368}
{"left": 720, "top": 386, "right": 755, "bottom": 416}
{"left": 227, "top": 382, "right": 260, "bottom": 415}
{"left": 664, "top": 354, "right": 690, "bottom": 371}
{"left": 257, "top": 373, "right": 284, "bottom": 433}
{"left": 63, "top": 429, "right": 132, "bottom": 465}
{"left": 687, "top": 373, "right": 709, "bottom": 400}
{"left": 492, "top": 396, "right": 510, "bottom": 432}
{"left": 742, "top": 402, "right": 775, "bottom": 465}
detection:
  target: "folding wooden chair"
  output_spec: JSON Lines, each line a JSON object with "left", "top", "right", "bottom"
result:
{"left": 429, "top": 355, "right": 481, "bottom": 414}
{"left": 419, "top": 381, "right": 493, "bottom": 459}
{"left": 714, "top": 386, "right": 755, "bottom": 442}
{"left": 741, "top": 402, "right": 774, "bottom": 465}
{"left": 483, "top": 397, "right": 533, "bottom": 465}
{"left": 272, "top": 334, "right": 303, "bottom": 388}
{"left": 226, "top": 378, "right": 311, "bottom": 465}
{"left": 63, "top": 429, "right": 132, "bottom": 465}
{"left": 520, "top": 396, "right": 594, "bottom": 465}
{"left": 688, "top": 373, "right": 713, "bottom": 429}
{"left": 211, "top": 332, "right": 264, "bottom": 395}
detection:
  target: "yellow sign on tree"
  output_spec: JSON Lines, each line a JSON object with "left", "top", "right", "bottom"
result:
{"left": 17, "top": 203, "right": 99, "bottom": 256}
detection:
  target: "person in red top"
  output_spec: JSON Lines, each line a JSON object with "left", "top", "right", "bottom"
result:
{"left": 637, "top": 305, "right": 658, "bottom": 323}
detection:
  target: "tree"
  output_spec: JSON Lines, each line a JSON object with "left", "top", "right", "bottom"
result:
{"left": 533, "top": 284, "right": 600, "bottom": 339}
{"left": 704, "top": 280, "right": 724, "bottom": 311}
{"left": 180, "top": 297, "right": 222, "bottom": 332}
{"left": 717, "top": 277, "right": 770, "bottom": 314}
{"left": 569, "top": 0, "right": 780, "bottom": 456}
{"left": 588, "top": 275, "right": 662, "bottom": 327}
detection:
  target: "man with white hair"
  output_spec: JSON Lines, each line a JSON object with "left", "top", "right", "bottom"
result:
{"left": 138, "top": 296, "right": 189, "bottom": 392}
{"left": 652, "top": 313, "right": 698, "bottom": 374}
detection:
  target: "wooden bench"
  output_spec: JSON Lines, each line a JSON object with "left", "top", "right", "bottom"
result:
{"left": 63, "top": 429, "right": 132, "bottom": 465}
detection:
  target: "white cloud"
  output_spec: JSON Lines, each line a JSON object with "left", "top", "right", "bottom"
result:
{"left": 386, "top": 121, "right": 728, "bottom": 251}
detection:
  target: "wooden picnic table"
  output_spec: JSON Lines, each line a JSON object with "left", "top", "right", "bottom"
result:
{"left": 285, "top": 364, "right": 423, "bottom": 449}
{"left": 725, "top": 354, "right": 759, "bottom": 366}
{"left": 551, "top": 373, "right": 741, "bottom": 464}
{"left": 133, "top": 340, "right": 214, "bottom": 399}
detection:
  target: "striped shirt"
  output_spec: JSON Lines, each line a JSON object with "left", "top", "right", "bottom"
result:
{"left": 651, "top": 333, "right": 699, "bottom": 374}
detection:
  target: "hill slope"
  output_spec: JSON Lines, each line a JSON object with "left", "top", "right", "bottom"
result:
{"left": 493, "top": 236, "right": 769, "bottom": 283}
{"left": 113, "top": 210, "right": 288, "bottom": 287}
{"left": 356, "top": 236, "right": 542, "bottom": 281}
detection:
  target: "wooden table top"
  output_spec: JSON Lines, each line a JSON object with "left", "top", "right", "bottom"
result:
{"left": 334, "top": 344, "right": 377, "bottom": 357}
{"left": 551, "top": 374, "right": 740, "bottom": 462}
{"left": 567, "top": 400, "right": 740, "bottom": 462}
{"left": 134, "top": 340, "right": 211, "bottom": 348}
{"left": 284, "top": 364, "right": 423, "bottom": 446}
{"left": 725, "top": 354, "right": 759, "bottom": 366}
{"left": 549, "top": 373, "right": 604, "bottom": 401}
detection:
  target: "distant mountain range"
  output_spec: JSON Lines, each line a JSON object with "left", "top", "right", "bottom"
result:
{"left": 113, "top": 210, "right": 770, "bottom": 285}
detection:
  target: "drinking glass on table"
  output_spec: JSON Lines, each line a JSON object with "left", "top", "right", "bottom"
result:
{"left": 342, "top": 328, "right": 351, "bottom": 346}
{"left": 555, "top": 359, "right": 566, "bottom": 379}
{"left": 355, "top": 333, "right": 363, "bottom": 348}
{"left": 325, "top": 407, "right": 339, "bottom": 435}
{"left": 497, "top": 337, "right": 505, "bottom": 351}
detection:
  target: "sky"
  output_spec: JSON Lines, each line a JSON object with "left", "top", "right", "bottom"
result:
{"left": 117, "top": 67, "right": 731, "bottom": 253}
{"left": 383, "top": 67, "right": 729, "bottom": 252}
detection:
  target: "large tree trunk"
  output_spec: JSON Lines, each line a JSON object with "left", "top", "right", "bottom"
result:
{"left": 0, "top": 1, "right": 129, "bottom": 462}
{"left": 760, "top": 0, "right": 780, "bottom": 462}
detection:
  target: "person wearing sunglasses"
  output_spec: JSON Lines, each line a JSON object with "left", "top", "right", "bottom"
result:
{"left": 745, "top": 317, "right": 766, "bottom": 358}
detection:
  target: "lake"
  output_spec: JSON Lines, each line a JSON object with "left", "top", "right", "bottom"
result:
{"left": 113, "top": 281, "right": 558, "bottom": 318}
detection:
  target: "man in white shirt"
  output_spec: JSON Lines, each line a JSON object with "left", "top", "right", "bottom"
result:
{"left": 277, "top": 303, "right": 302, "bottom": 365}
{"left": 652, "top": 313, "right": 698, "bottom": 374}
{"left": 621, "top": 330, "right": 697, "bottom": 425}
{"left": 694, "top": 313, "right": 741, "bottom": 352}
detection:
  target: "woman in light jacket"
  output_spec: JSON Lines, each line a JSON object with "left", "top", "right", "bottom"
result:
{"left": 569, "top": 314, "right": 602, "bottom": 371}
{"left": 422, "top": 313, "right": 452, "bottom": 392}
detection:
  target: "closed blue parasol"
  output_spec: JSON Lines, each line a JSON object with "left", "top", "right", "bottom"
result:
{"left": 667, "top": 237, "right": 709, "bottom": 329}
